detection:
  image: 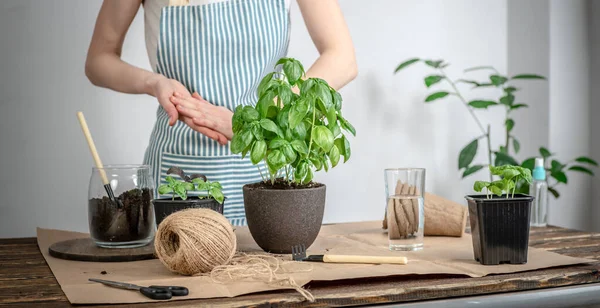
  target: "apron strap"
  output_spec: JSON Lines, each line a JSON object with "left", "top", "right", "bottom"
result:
{"left": 168, "top": 0, "right": 190, "bottom": 6}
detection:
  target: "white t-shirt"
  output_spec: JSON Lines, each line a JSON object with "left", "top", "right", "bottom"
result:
{"left": 142, "top": 0, "right": 292, "bottom": 71}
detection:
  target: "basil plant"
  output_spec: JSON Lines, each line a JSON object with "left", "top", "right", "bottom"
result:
{"left": 230, "top": 58, "right": 356, "bottom": 185}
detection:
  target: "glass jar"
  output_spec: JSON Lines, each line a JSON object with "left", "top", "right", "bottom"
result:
{"left": 88, "top": 165, "right": 155, "bottom": 248}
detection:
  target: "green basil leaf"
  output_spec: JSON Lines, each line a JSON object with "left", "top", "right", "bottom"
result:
{"left": 196, "top": 181, "right": 209, "bottom": 191}
{"left": 425, "top": 91, "right": 449, "bottom": 102}
{"left": 250, "top": 140, "right": 267, "bottom": 165}
{"left": 277, "top": 84, "right": 293, "bottom": 106}
{"left": 293, "top": 121, "right": 308, "bottom": 140}
{"left": 276, "top": 103, "right": 291, "bottom": 128}
{"left": 269, "top": 137, "right": 288, "bottom": 149}
{"left": 295, "top": 160, "right": 309, "bottom": 183}
{"left": 339, "top": 115, "right": 356, "bottom": 136}
{"left": 458, "top": 139, "right": 478, "bottom": 169}
{"left": 283, "top": 60, "right": 303, "bottom": 85}
{"left": 183, "top": 182, "right": 194, "bottom": 191}
{"left": 394, "top": 58, "right": 420, "bottom": 73}
{"left": 165, "top": 176, "right": 176, "bottom": 185}
{"left": 303, "top": 167, "right": 314, "bottom": 184}
{"left": 332, "top": 90, "right": 342, "bottom": 111}
{"left": 300, "top": 78, "right": 315, "bottom": 95}
{"left": 256, "top": 89, "right": 276, "bottom": 118}
{"left": 260, "top": 118, "right": 283, "bottom": 137}
{"left": 312, "top": 125, "right": 334, "bottom": 152}
{"left": 267, "top": 150, "right": 286, "bottom": 174}
{"left": 330, "top": 123, "right": 341, "bottom": 138}
{"left": 289, "top": 98, "right": 309, "bottom": 129}
{"left": 326, "top": 107, "right": 337, "bottom": 128}
{"left": 322, "top": 156, "right": 330, "bottom": 172}
{"left": 232, "top": 105, "right": 244, "bottom": 133}
{"left": 310, "top": 155, "right": 322, "bottom": 171}
{"left": 257, "top": 72, "right": 275, "bottom": 97}
{"left": 282, "top": 144, "right": 297, "bottom": 163}
{"left": 329, "top": 145, "right": 341, "bottom": 168}
{"left": 291, "top": 140, "right": 308, "bottom": 155}
{"left": 242, "top": 106, "right": 259, "bottom": 122}
{"left": 489, "top": 185, "right": 503, "bottom": 196}
{"left": 315, "top": 82, "right": 333, "bottom": 110}
{"left": 251, "top": 122, "right": 263, "bottom": 140}
{"left": 174, "top": 184, "right": 187, "bottom": 200}
{"left": 342, "top": 136, "right": 351, "bottom": 162}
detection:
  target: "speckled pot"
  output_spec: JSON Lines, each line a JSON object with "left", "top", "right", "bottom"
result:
{"left": 243, "top": 183, "right": 326, "bottom": 254}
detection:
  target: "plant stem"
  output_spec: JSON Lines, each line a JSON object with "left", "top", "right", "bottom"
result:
{"left": 486, "top": 125, "right": 493, "bottom": 182}
{"left": 257, "top": 165, "right": 267, "bottom": 183}
{"left": 505, "top": 108, "right": 510, "bottom": 153}
{"left": 441, "top": 68, "right": 494, "bottom": 181}
{"left": 306, "top": 101, "right": 317, "bottom": 158}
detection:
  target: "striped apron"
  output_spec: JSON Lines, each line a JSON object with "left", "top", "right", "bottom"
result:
{"left": 143, "top": 0, "right": 290, "bottom": 226}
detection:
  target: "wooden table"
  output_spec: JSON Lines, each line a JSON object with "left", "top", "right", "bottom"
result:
{"left": 2, "top": 226, "right": 600, "bottom": 307}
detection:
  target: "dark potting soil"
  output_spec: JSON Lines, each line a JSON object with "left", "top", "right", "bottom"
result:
{"left": 88, "top": 188, "right": 154, "bottom": 243}
{"left": 245, "top": 178, "right": 324, "bottom": 190}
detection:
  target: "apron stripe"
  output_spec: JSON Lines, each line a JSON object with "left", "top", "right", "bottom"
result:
{"left": 144, "top": 0, "right": 290, "bottom": 226}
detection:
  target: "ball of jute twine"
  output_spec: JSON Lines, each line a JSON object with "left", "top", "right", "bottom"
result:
{"left": 155, "top": 209, "right": 315, "bottom": 301}
{"left": 154, "top": 208, "right": 237, "bottom": 275}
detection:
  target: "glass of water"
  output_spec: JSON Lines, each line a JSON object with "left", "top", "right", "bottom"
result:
{"left": 384, "top": 168, "right": 425, "bottom": 251}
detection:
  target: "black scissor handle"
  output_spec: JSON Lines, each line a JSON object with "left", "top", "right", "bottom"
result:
{"left": 149, "top": 285, "right": 189, "bottom": 296}
{"left": 140, "top": 287, "right": 172, "bottom": 300}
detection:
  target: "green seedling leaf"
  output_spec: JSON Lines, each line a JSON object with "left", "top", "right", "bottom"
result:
{"left": 463, "top": 165, "right": 484, "bottom": 178}
{"left": 468, "top": 100, "right": 497, "bottom": 108}
{"left": 425, "top": 91, "right": 449, "bottom": 102}
{"left": 548, "top": 187, "right": 560, "bottom": 198}
{"left": 513, "top": 138, "right": 520, "bottom": 153}
{"left": 539, "top": 147, "right": 552, "bottom": 158}
{"left": 490, "top": 75, "right": 508, "bottom": 86}
{"left": 250, "top": 140, "right": 267, "bottom": 165}
{"left": 502, "top": 169, "right": 520, "bottom": 180}
{"left": 313, "top": 125, "right": 334, "bottom": 152}
{"left": 394, "top": 58, "right": 420, "bottom": 73}
{"left": 182, "top": 182, "right": 194, "bottom": 191}
{"left": 210, "top": 187, "right": 225, "bottom": 204}
{"left": 424, "top": 75, "right": 444, "bottom": 87}
{"left": 511, "top": 74, "right": 546, "bottom": 80}
{"left": 458, "top": 139, "right": 478, "bottom": 169}
{"left": 158, "top": 185, "right": 173, "bottom": 195}
{"left": 575, "top": 157, "right": 598, "bottom": 166}
{"left": 260, "top": 118, "right": 283, "bottom": 137}
{"left": 489, "top": 185, "right": 503, "bottom": 196}
{"left": 473, "top": 181, "right": 489, "bottom": 192}
{"left": 174, "top": 184, "right": 187, "bottom": 200}
{"left": 505, "top": 118, "right": 515, "bottom": 132}
{"left": 569, "top": 166, "right": 594, "bottom": 176}
{"left": 166, "top": 176, "right": 176, "bottom": 185}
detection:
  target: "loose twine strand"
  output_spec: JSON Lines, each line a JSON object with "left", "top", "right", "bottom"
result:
{"left": 207, "top": 253, "right": 315, "bottom": 302}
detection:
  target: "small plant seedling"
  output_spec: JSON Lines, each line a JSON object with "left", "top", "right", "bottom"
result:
{"left": 473, "top": 165, "right": 533, "bottom": 199}
{"left": 157, "top": 166, "right": 224, "bottom": 204}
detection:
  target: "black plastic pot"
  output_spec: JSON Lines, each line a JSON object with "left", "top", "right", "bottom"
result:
{"left": 152, "top": 197, "right": 224, "bottom": 226}
{"left": 466, "top": 194, "right": 534, "bottom": 265}
{"left": 243, "top": 183, "right": 326, "bottom": 254}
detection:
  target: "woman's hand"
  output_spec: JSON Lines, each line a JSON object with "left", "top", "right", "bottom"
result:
{"left": 147, "top": 75, "right": 191, "bottom": 126}
{"left": 170, "top": 92, "right": 234, "bottom": 141}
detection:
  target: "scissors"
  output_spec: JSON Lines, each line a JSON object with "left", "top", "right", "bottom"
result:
{"left": 89, "top": 278, "right": 189, "bottom": 300}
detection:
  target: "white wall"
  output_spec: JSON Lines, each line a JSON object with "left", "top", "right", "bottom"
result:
{"left": 588, "top": 0, "right": 600, "bottom": 232}
{"left": 8, "top": 0, "right": 595, "bottom": 237}
{"left": 548, "top": 0, "right": 592, "bottom": 230}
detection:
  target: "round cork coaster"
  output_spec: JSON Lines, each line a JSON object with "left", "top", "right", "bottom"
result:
{"left": 48, "top": 238, "right": 156, "bottom": 262}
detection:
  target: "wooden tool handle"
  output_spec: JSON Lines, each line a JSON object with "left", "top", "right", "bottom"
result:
{"left": 323, "top": 255, "right": 408, "bottom": 265}
{"left": 76, "top": 112, "right": 109, "bottom": 185}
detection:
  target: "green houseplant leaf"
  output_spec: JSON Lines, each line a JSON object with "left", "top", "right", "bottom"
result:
{"left": 539, "top": 147, "right": 552, "bottom": 158}
{"left": 425, "top": 91, "right": 450, "bottom": 102}
{"left": 468, "top": 100, "right": 497, "bottom": 108}
{"left": 463, "top": 165, "right": 484, "bottom": 177}
{"left": 568, "top": 166, "right": 594, "bottom": 176}
{"left": 394, "top": 58, "right": 420, "bottom": 73}
{"left": 511, "top": 74, "right": 546, "bottom": 80}
{"left": 575, "top": 157, "right": 598, "bottom": 166}
{"left": 458, "top": 139, "right": 478, "bottom": 169}
{"left": 424, "top": 75, "right": 444, "bottom": 87}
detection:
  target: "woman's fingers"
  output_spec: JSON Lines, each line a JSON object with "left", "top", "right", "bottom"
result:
{"left": 180, "top": 116, "right": 228, "bottom": 145}
{"left": 160, "top": 96, "right": 179, "bottom": 126}
{"left": 192, "top": 117, "right": 217, "bottom": 131}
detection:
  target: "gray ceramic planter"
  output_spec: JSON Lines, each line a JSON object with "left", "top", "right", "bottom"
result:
{"left": 243, "top": 183, "right": 326, "bottom": 254}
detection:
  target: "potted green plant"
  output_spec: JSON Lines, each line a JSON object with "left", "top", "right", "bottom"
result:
{"left": 152, "top": 167, "right": 225, "bottom": 225}
{"left": 466, "top": 165, "right": 534, "bottom": 265}
{"left": 230, "top": 58, "right": 355, "bottom": 254}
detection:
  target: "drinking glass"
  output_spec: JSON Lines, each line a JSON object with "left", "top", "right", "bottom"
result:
{"left": 88, "top": 165, "right": 155, "bottom": 248}
{"left": 384, "top": 168, "right": 425, "bottom": 251}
